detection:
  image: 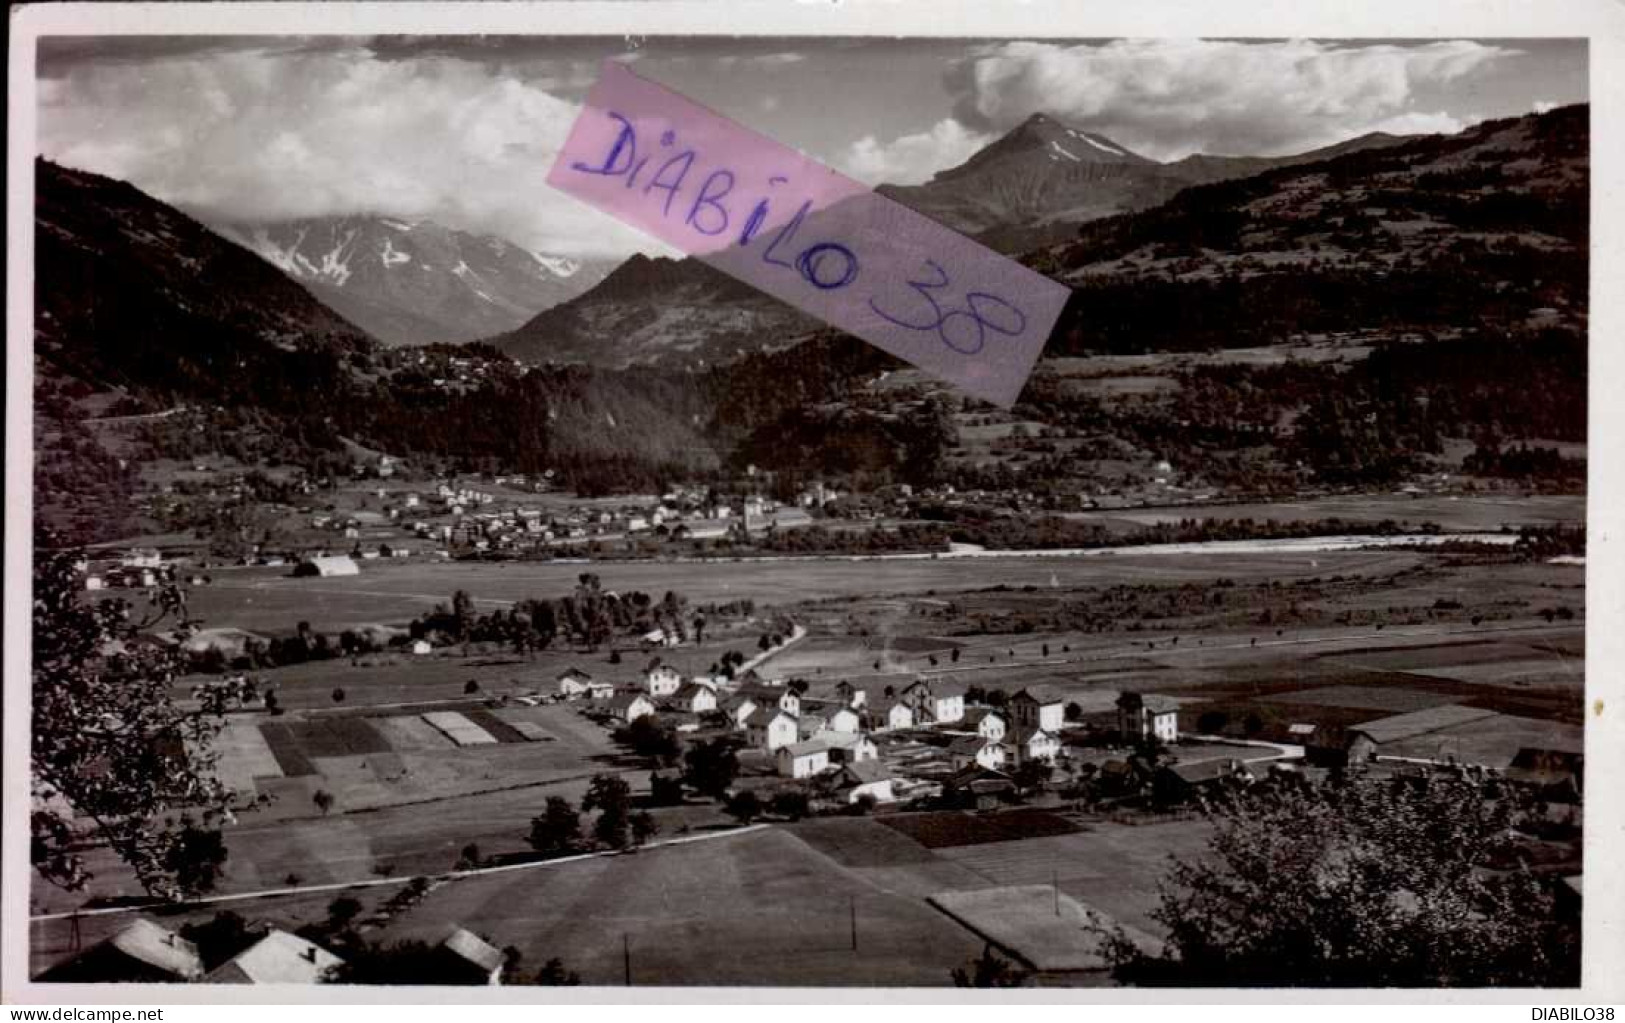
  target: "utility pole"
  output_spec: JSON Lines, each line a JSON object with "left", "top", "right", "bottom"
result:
{"left": 623, "top": 932, "right": 631, "bottom": 986}
{"left": 1053, "top": 868, "right": 1060, "bottom": 917}
{"left": 850, "top": 895, "right": 858, "bottom": 951}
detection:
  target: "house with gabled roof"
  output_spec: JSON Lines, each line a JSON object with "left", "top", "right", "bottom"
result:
{"left": 605, "top": 691, "right": 656, "bottom": 723}
{"left": 746, "top": 706, "right": 799, "bottom": 751}
{"left": 942, "top": 765, "right": 1015, "bottom": 809}
{"left": 644, "top": 662, "right": 683, "bottom": 697}
{"left": 1011, "top": 686, "right": 1066, "bottom": 733}
{"left": 825, "top": 705, "right": 863, "bottom": 733}
{"left": 818, "top": 730, "right": 879, "bottom": 764}
{"left": 1004, "top": 726, "right": 1061, "bottom": 767}
{"left": 948, "top": 734, "right": 1006, "bottom": 771}
{"left": 776, "top": 739, "right": 833, "bottom": 778}
{"left": 962, "top": 707, "right": 1007, "bottom": 742}
{"left": 1345, "top": 705, "right": 1500, "bottom": 764}
{"left": 833, "top": 760, "right": 895, "bottom": 804}
{"left": 556, "top": 667, "right": 595, "bottom": 699}
{"left": 722, "top": 692, "right": 760, "bottom": 729}
{"left": 432, "top": 927, "right": 505, "bottom": 985}
{"left": 1117, "top": 692, "right": 1180, "bottom": 743}
{"left": 901, "top": 677, "right": 964, "bottom": 723}
{"left": 37, "top": 919, "right": 205, "bottom": 983}
{"left": 206, "top": 929, "right": 344, "bottom": 985}
{"left": 736, "top": 683, "right": 799, "bottom": 718}
{"left": 668, "top": 682, "right": 717, "bottom": 715}
{"left": 868, "top": 700, "right": 914, "bottom": 732}
{"left": 1153, "top": 758, "right": 1253, "bottom": 804}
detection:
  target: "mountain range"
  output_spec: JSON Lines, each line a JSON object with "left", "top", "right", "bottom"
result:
{"left": 35, "top": 161, "right": 375, "bottom": 409}
{"left": 491, "top": 113, "right": 1413, "bottom": 367}
{"left": 32, "top": 104, "right": 1588, "bottom": 531}
{"left": 209, "top": 216, "right": 613, "bottom": 346}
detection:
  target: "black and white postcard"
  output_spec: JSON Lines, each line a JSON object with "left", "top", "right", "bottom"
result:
{"left": 5, "top": 0, "right": 1621, "bottom": 1004}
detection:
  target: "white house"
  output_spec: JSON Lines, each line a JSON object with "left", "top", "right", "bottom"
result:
{"left": 835, "top": 680, "right": 867, "bottom": 708}
{"left": 776, "top": 739, "right": 833, "bottom": 779}
{"left": 825, "top": 706, "right": 863, "bottom": 733}
{"left": 585, "top": 680, "right": 616, "bottom": 701}
{"left": 557, "top": 667, "right": 594, "bottom": 698}
{"left": 747, "top": 707, "right": 799, "bottom": 751}
{"left": 949, "top": 735, "right": 1006, "bottom": 772}
{"left": 902, "top": 678, "right": 965, "bottom": 724}
{"left": 834, "top": 761, "right": 895, "bottom": 804}
{"left": 1011, "top": 686, "right": 1066, "bottom": 733}
{"left": 870, "top": 701, "right": 915, "bottom": 732}
{"left": 606, "top": 691, "right": 656, "bottom": 723}
{"left": 818, "top": 730, "right": 879, "bottom": 764}
{"left": 738, "top": 684, "right": 799, "bottom": 717}
{"left": 669, "top": 682, "right": 717, "bottom": 715}
{"left": 926, "top": 683, "right": 966, "bottom": 725}
{"left": 644, "top": 664, "right": 683, "bottom": 697}
{"left": 963, "top": 708, "right": 1007, "bottom": 742}
{"left": 411, "top": 639, "right": 433, "bottom": 656}
{"left": 1117, "top": 692, "right": 1180, "bottom": 743}
{"left": 1004, "top": 726, "right": 1062, "bottom": 767}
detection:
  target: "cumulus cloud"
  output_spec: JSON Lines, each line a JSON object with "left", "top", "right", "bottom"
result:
{"left": 37, "top": 46, "right": 665, "bottom": 258}
{"left": 946, "top": 38, "right": 1517, "bottom": 159}
{"left": 1533, "top": 99, "right": 1558, "bottom": 114}
{"left": 838, "top": 118, "right": 994, "bottom": 185}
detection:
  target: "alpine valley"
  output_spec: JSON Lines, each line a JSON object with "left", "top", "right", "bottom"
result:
{"left": 34, "top": 105, "right": 1587, "bottom": 542}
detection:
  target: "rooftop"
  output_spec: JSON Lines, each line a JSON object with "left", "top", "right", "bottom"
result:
{"left": 206, "top": 930, "right": 344, "bottom": 985}
{"left": 1014, "top": 685, "right": 1063, "bottom": 705}
{"left": 1352, "top": 705, "right": 1500, "bottom": 745}
{"left": 840, "top": 760, "right": 892, "bottom": 785}
{"left": 439, "top": 927, "right": 504, "bottom": 974}
{"left": 780, "top": 739, "right": 832, "bottom": 758}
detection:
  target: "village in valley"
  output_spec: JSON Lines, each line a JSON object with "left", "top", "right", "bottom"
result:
{"left": 30, "top": 484, "right": 1586, "bottom": 985}
{"left": 24, "top": 30, "right": 1592, "bottom": 992}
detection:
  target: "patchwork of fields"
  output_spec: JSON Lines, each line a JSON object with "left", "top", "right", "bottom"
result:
{"left": 200, "top": 703, "right": 621, "bottom": 816}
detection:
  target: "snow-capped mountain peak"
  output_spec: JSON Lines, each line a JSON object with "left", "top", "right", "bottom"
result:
{"left": 208, "top": 214, "right": 612, "bottom": 346}
{"left": 530, "top": 252, "right": 581, "bottom": 278}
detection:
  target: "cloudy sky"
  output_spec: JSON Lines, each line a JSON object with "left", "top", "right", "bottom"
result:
{"left": 37, "top": 36, "right": 1585, "bottom": 259}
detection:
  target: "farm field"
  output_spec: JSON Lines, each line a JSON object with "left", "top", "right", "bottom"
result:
{"left": 35, "top": 539, "right": 1587, "bottom": 986}
{"left": 1057, "top": 493, "right": 1583, "bottom": 533}
{"left": 373, "top": 827, "right": 987, "bottom": 986}
{"left": 184, "top": 548, "right": 1442, "bottom": 631}
{"left": 237, "top": 703, "right": 623, "bottom": 815}
{"left": 190, "top": 636, "right": 765, "bottom": 715}
{"left": 27, "top": 755, "right": 665, "bottom": 917}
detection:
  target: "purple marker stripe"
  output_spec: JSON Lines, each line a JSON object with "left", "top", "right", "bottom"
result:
{"left": 548, "top": 61, "right": 1070, "bottom": 408}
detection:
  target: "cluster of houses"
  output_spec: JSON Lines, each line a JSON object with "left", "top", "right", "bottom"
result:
{"left": 560, "top": 661, "right": 1089, "bottom": 807}
{"left": 37, "top": 919, "right": 504, "bottom": 986}
{"left": 306, "top": 479, "right": 831, "bottom": 558}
